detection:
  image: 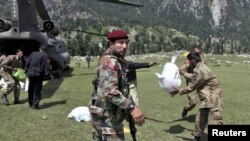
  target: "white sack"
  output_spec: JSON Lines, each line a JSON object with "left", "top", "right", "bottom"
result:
{"left": 19, "top": 81, "right": 25, "bottom": 90}
{"left": 155, "top": 54, "right": 181, "bottom": 93}
{"left": 68, "top": 106, "right": 91, "bottom": 122}
{"left": 0, "top": 78, "right": 8, "bottom": 91}
{"left": 25, "top": 78, "right": 29, "bottom": 92}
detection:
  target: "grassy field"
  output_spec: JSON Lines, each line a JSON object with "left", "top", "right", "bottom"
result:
{"left": 1, "top": 53, "right": 250, "bottom": 141}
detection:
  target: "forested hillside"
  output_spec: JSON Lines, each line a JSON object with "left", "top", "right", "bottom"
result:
{"left": 1, "top": 0, "right": 250, "bottom": 56}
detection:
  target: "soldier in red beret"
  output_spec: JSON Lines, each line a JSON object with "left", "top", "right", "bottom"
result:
{"left": 89, "top": 29, "right": 145, "bottom": 141}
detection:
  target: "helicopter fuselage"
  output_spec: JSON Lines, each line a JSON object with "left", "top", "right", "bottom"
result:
{"left": 0, "top": 0, "right": 70, "bottom": 72}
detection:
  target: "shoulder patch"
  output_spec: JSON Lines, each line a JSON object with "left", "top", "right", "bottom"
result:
{"left": 106, "top": 59, "right": 119, "bottom": 71}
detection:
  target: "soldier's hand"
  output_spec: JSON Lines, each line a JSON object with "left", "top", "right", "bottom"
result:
{"left": 170, "top": 89, "right": 179, "bottom": 97}
{"left": 148, "top": 62, "right": 157, "bottom": 67}
{"left": 131, "top": 107, "right": 145, "bottom": 126}
{"left": 12, "top": 68, "right": 17, "bottom": 71}
{"left": 179, "top": 70, "right": 185, "bottom": 76}
{"left": 50, "top": 74, "right": 55, "bottom": 80}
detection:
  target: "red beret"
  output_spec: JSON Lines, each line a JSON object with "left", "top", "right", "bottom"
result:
{"left": 106, "top": 30, "right": 129, "bottom": 41}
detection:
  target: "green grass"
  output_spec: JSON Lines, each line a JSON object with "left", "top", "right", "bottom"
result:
{"left": 1, "top": 53, "right": 250, "bottom": 141}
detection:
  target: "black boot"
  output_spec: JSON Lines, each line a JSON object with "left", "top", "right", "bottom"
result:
{"left": 1, "top": 94, "right": 10, "bottom": 105}
{"left": 13, "top": 98, "right": 20, "bottom": 104}
{"left": 31, "top": 105, "right": 40, "bottom": 110}
{"left": 193, "top": 136, "right": 200, "bottom": 141}
{"left": 182, "top": 107, "right": 188, "bottom": 119}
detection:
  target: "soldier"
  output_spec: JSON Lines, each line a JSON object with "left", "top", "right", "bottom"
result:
{"left": 89, "top": 29, "right": 145, "bottom": 141}
{"left": 85, "top": 52, "right": 91, "bottom": 68}
{"left": 121, "top": 60, "right": 157, "bottom": 106}
{"left": 0, "top": 52, "right": 7, "bottom": 64}
{"left": 26, "top": 46, "right": 53, "bottom": 109}
{"left": 172, "top": 52, "right": 223, "bottom": 141}
{"left": 0, "top": 49, "right": 25, "bottom": 105}
{"left": 179, "top": 46, "right": 205, "bottom": 118}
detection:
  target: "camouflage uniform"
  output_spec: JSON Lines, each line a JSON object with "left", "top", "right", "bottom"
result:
{"left": 179, "top": 53, "right": 205, "bottom": 115}
{"left": 180, "top": 62, "right": 223, "bottom": 138}
{"left": 0, "top": 54, "right": 6, "bottom": 65}
{"left": 0, "top": 55, "right": 14, "bottom": 94}
{"left": 0, "top": 55, "right": 25, "bottom": 102}
{"left": 179, "top": 63, "right": 197, "bottom": 112}
{"left": 89, "top": 52, "right": 134, "bottom": 141}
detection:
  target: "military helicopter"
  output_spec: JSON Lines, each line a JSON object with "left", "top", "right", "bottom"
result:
{"left": 98, "top": 0, "right": 143, "bottom": 7}
{"left": 0, "top": 0, "right": 70, "bottom": 75}
{"left": 0, "top": 0, "right": 143, "bottom": 75}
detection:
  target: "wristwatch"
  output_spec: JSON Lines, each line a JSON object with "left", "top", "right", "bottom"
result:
{"left": 128, "top": 103, "right": 135, "bottom": 111}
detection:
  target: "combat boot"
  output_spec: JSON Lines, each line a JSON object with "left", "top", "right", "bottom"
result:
{"left": 182, "top": 107, "right": 188, "bottom": 119}
{"left": 193, "top": 136, "right": 200, "bottom": 141}
{"left": 31, "top": 105, "right": 40, "bottom": 110}
{"left": 1, "top": 93, "right": 10, "bottom": 105}
{"left": 13, "top": 99, "right": 20, "bottom": 104}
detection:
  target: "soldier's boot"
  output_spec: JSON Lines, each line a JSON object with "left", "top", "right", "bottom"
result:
{"left": 182, "top": 107, "right": 188, "bottom": 119}
{"left": 1, "top": 93, "right": 10, "bottom": 105}
{"left": 13, "top": 89, "right": 20, "bottom": 104}
{"left": 193, "top": 136, "right": 200, "bottom": 141}
{"left": 13, "top": 98, "right": 20, "bottom": 104}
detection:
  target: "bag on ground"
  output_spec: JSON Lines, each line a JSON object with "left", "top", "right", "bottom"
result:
{"left": 68, "top": 106, "right": 91, "bottom": 122}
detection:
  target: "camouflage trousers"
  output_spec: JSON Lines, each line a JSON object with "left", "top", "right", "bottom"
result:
{"left": 192, "top": 107, "right": 223, "bottom": 137}
{"left": 89, "top": 105, "right": 125, "bottom": 141}
{"left": 0, "top": 71, "right": 20, "bottom": 99}
{"left": 184, "top": 92, "right": 197, "bottom": 111}
{"left": 129, "top": 84, "right": 138, "bottom": 106}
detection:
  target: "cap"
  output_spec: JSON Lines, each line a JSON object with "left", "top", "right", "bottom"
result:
{"left": 106, "top": 30, "right": 129, "bottom": 41}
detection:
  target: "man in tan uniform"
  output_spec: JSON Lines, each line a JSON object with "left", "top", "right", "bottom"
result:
{"left": 179, "top": 46, "right": 205, "bottom": 118}
{"left": 172, "top": 52, "right": 223, "bottom": 141}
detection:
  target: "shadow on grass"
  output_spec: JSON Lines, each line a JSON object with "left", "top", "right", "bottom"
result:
{"left": 70, "top": 72, "right": 96, "bottom": 76}
{"left": 18, "top": 98, "right": 28, "bottom": 104}
{"left": 42, "top": 68, "right": 74, "bottom": 99}
{"left": 164, "top": 124, "right": 194, "bottom": 134}
{"left": 175, "top": 132, "right": 208, "bottom": 141}
{"left": 164, "top": 124, "right": 185, "bottom": 134}
{"left": 41, "top": 99, "right": 67, "bottom": 109}
{"left": 167, "top": 114, "right": 196, "bottom": 123}
{"left": 176, "top": 133, "right": 208, "bottom": 141}
{"left": 145, "top": 116, "right": 166, "bottom": 123}
{"left": 42, "top": 78, "right": 64, "bottom": 99}
{"left": 175, "top": 136, "right": 193, "bottom": 141}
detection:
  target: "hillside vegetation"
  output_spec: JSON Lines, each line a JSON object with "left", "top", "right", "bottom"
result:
{"left": 0, "top": 0, "right": 250, "bottom": 56}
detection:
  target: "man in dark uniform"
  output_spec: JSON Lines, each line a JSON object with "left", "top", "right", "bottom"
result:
{"left": 25, "top": 46, "right": 54, "bottom": 109}
{"left": 122, "top": 60, "right": 157, "bottom": 105}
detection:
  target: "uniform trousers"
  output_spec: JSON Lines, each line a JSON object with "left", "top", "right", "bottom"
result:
{"left": 28, "top": 76, "right": 43, "bottom": 107}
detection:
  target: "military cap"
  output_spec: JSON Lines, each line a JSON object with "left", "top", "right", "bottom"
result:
{"left": 106, "top": 30, "right": 129, "bottom": 41}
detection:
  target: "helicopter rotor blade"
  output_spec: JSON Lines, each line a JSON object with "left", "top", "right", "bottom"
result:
{"left": 60, "top": 27, "right": 106, "bottom": 36}
{"left": 35, "top": 0, "right": 51, "bottom": 21}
